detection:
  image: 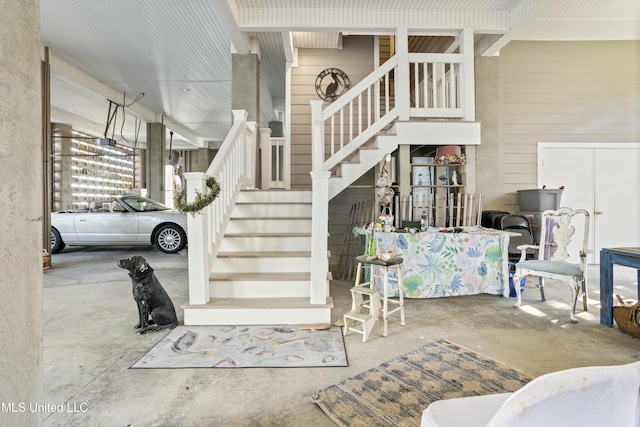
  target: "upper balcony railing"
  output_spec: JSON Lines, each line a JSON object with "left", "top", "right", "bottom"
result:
{"left": 313, "top": 51, "right": 472, "bottom": 174}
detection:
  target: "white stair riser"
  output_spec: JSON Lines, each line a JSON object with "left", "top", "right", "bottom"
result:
{"left": 183, "top": 307, "right": 331, "bottom": 326}
{"left": 210, "top": 281, "right": 311, "bottom": 298}
{"left": 226, "top": 219, "right": 311, "bottom": 234}
{"left": 214, "top": 257, "right": 311, "bottom": 273}
{"left": 232, "top": 203, "right": 311, "bottom": 218}
{"left": 237, "top": 191, "right": 312, "bottom": 204}
{"left": 219, "top": 236, "right": 311, "bottom": 252}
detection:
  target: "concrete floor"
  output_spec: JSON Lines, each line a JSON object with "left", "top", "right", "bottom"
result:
{"left": 42, "top": 246, "right": 639, "bottom": 426}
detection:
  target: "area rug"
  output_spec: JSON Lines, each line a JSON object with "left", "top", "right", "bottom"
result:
{"left": 131, "top": 325, "right": 348, "bottom": 368}
{"left": 310, "top": 339, "right": 534, "bottom": 427}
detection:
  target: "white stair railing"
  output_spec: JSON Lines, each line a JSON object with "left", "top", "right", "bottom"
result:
{"left": 310, "top": 38, "right": 473, "bottom": 302}
{"left": 409, "top": 53, "right": 465, "bottom": 118}
{"left": 184, "top": 110, "right": 257, "bottom": 305}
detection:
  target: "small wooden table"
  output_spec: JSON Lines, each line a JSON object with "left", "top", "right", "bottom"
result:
{"left": 600, "top": 247, "right": 640, "bottom": 327}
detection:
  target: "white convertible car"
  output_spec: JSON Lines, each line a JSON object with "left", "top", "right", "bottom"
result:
{"left": 51, "top": 196, "right": 188, "bottom": 254}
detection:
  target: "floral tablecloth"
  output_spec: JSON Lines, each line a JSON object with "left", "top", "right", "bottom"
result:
{"left": 371, "top": 229, "right": 509, "bottom": 298}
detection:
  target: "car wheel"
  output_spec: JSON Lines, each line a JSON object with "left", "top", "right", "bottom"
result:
{"left": 155, "top": 224, "right": 187, "bottom": 253}
{"left": 51, "top": 227, "right": 66, "bottom": 254}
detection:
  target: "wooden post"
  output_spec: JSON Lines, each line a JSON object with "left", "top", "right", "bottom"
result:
{"left": 184, "top": 172, "right": 210, "bottom": 305}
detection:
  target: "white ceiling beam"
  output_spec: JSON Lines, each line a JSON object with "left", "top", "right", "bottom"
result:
{"left": 214, "top": 0, "right": 252, "bottom": 54}
{"left": 481, "top": 0, "right": 559, "bottom": 56}
{"left": 281, "top": 31, "right": 295, "bottom": 63}
{"left": 233, "top": 7, "right": 511, "bottom": 32}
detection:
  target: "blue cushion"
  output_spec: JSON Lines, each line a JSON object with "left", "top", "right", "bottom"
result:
{"left": 516, "top": 260, "right": 581, "bottom": 277}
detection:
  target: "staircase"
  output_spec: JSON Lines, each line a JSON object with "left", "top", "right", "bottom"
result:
{"left": 182, "top": 190, "right": 333, "bottom": 325}
{"left": 183, "top": 30, "right": 480, "bottom": 326}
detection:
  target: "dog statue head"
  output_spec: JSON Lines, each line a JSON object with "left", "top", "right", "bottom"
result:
{"left": 118, "top": 255, "right": 153, "bottom": 278}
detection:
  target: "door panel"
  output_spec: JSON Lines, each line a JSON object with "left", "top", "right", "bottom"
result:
{"left": 74, "top": 212, "right": 139, "bottom": 243}
{"left": 539, "top": 144, "right": 640, "bottom": 264}
{"left": 594, "top": 148, "right": 640, "bottom": 252}
{"left": 539, "top": 147, "right": 594, "bottom": 263}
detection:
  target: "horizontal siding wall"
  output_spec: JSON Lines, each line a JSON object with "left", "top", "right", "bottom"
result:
{"left": 290, "top": 35, "right": 377, "bottom": 272}
{"left": 476, "top": 40, "right": 640, "bottom": 211}
{"left": 290, "top": 35, "right": 375, "bottom": 189}
{"left": 328, "top": 170, "right": 376, "bottom": 273}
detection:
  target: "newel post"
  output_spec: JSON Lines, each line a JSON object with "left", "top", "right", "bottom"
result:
{"left": 260, "top": 127, "right": 272, "bottom": 189}
{"left": 310, "top": 100, "right": 325, "bottom": 171}
{"left": 183, "top": 172, "right": 210, "bottom": 305}
{"left": 310, "top": 171, "right": 331, "bottom": 305}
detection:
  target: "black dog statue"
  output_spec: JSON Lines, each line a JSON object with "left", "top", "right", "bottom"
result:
{"left": 118, "top": 255, "right": 178, "bottom": 334}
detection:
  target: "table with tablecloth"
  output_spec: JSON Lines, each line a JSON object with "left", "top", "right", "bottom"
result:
{"left": 368, "top": 228, "right": 510, "bottom": 298}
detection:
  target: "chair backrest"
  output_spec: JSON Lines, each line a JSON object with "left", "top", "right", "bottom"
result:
{"left": 488, "top": 361, "right": 640, "bottom": 427}
{"left": 481, "top": 210, "right": 509, "bottom": 228}
{"left": 537, "top": 207, "right": 590, "bottom": 265}
{"left": 499, "top": 214, "right": 535, "bottom": 260}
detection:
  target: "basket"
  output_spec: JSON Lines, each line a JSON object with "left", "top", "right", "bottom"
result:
{"left": 613, "top": 302, "right": 640, "bottom": 338}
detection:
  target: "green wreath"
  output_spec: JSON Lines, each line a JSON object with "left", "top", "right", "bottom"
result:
{"left": 174, "top": 176, "right": 221, "bottom": 216}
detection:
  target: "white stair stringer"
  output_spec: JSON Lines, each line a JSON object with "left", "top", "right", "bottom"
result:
{"left": 328, "top": 132, "right": 400, "bottom": 200}
{"left": 182, "top": 190, "right": 333, "bottom": 325}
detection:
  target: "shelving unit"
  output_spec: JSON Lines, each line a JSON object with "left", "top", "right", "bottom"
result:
{"left": 409, "top": 162, "right": 466, "bottom": 226}
{"left": 52, "top": 130, "right": 136, "bottom": 211}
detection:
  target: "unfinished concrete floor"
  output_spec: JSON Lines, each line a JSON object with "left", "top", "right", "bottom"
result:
{"left": 42, "top": 246, "right": 639, "bottom": 426}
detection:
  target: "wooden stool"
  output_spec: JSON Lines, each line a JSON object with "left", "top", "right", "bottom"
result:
{"left": 344, "top": 255, "right": 406, "bottom": 340}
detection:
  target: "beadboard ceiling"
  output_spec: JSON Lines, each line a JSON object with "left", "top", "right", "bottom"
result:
{"left": 39, "top": 0, "right": 640, "bottom": 149}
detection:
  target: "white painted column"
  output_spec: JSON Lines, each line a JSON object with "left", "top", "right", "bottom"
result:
{"left": 460, "top": 28, "right": 476, "bottom": 122}
{"left": 396, "top": 27, "right": 410, "bottom": 121}
{"left": 184, "top": 172, "right": 210, "bottom": 305}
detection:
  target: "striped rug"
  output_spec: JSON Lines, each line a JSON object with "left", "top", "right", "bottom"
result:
{"left": 310, "top": 339, "right": 534, "bottom": 427}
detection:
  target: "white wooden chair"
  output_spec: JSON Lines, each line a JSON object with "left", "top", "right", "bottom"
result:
{"left": 512, "top": 207, "right": 590, "bottom": 323}
{"left": 421, "top": 361, "right": 640, "bottom": 427}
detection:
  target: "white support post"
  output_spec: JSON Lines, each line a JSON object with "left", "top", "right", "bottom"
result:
{"left": 310, "top": 100, "right": 325, "bottom": 171}
{"left": 164, "top": 165, "right": 175, "bottom": 208}
{"left": 260, "top": 127, "right": 272, "bottom": 189}
{"left": 398, "top": 145, "right": 410, "bottom": 201}
{"left": 310, "top": 170, "right": 331, "bottom": 305}
{"left": 246, "top": 120, "right": 258, "bottom": 189}
{"left": 459, "top": 28, "right": 476, "bottom": 121}
{"left": 396, "top": 27, "right": 410, "bottom": 121}
{"left": 184, "top": 172, "right": 210, "bottom": 305}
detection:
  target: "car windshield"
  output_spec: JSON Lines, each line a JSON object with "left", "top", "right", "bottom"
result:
{"left": 119, "top": 196, "right": 170, "bottom": 212}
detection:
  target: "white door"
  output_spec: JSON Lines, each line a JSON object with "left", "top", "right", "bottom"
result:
{"left": 593, "top": 149, "right": 640, "bottom": 251}
{"left": 539, "top": 143, "right": 640, "bottom": 264}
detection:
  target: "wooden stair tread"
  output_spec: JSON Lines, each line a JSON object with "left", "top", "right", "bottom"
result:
{"left": 223, "top": 232, "right": 311, "bottom": 237}
{"left": 182, "top": 297, "right": 334, "bottom": 310}
{"left": 216, "top": 251, "right": 311, "bottom": 258}
{"left": 210, "top": 272, "right": 310, "bottom": 281}
{"left": 229, "top": 217, "right": 311, "bottom": 220}
{"left": 236, "top": 201, "right": 311, "bottom": 205}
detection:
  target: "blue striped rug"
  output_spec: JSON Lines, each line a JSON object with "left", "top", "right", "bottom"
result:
{"left": 311, "top": 339, "right": 533, "bottom": 426}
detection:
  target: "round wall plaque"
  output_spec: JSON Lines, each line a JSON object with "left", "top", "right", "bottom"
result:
{"left": 315, "top": 68, "right": 351, "bottom": 102}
